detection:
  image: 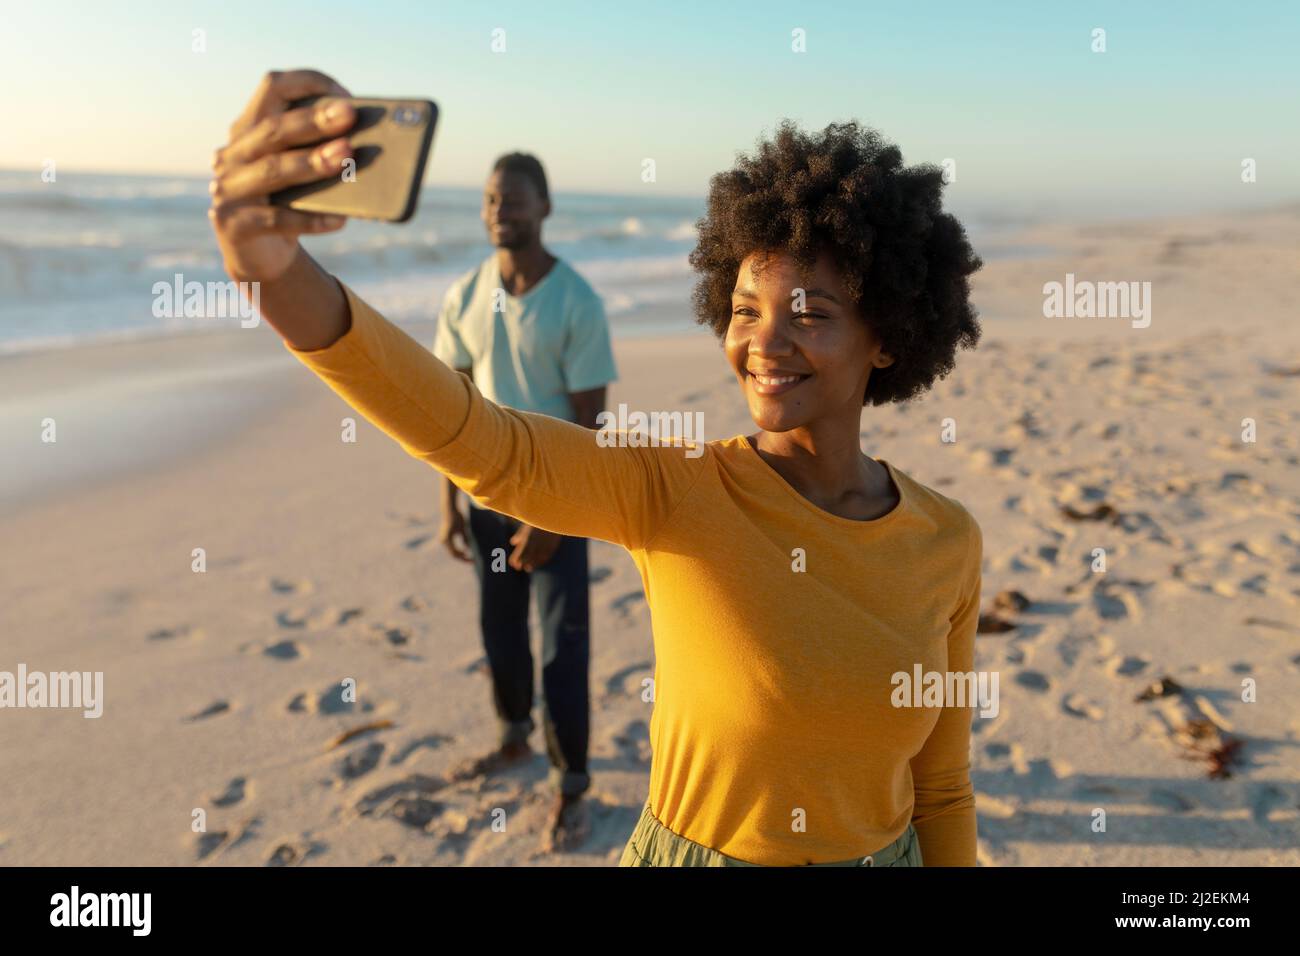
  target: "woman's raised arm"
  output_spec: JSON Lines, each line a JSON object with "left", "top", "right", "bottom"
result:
{"left": 210, "top": 69, "right": 704, "bottom": 549}
{"left": 286, "top": 274, "right": 704, "bottom": 548}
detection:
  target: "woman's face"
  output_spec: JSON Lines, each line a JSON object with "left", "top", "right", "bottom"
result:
{"left": 725, "top": 250, "right": 894, "bottom": 434}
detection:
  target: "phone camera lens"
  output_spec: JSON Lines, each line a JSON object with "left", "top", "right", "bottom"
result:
{"left": 393, "top": 106, "right": 421, "bottom": 126}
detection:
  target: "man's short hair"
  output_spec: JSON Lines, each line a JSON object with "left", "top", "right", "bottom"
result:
{"left": 492, "top": 152, "right": 549, "bottom": 202}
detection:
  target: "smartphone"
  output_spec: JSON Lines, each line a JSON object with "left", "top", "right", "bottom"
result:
{"left": 270, "top": 96, "right": 438, "bottom": 223}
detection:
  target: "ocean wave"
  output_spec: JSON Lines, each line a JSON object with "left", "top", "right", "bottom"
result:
{"left": 0, "top": 173, "right": 208, "bottom": 203}
{"left": 0, "top": 192, "right": 93, "bottom": 213}
{"left": 0, "top": 172, "right": 708, "bottom": 345}
{"left": 142, "top": 251, "right": 222, "bottom": 271}
{"left": 76, "top": 179, "right": 207, "bottom": 200}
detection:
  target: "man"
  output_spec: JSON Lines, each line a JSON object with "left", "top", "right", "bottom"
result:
{"left": 433, "top": 152, "right": 616, "bottom": 851}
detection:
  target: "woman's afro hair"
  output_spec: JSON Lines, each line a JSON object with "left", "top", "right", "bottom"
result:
{"left": 689, "top": 120, "right": 982, "bottom": 405}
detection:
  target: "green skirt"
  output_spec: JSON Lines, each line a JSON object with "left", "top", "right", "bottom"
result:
{"left": 618, "top": 799, "right": 923, "bottom": 867}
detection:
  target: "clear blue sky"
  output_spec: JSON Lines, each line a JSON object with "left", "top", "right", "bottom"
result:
{"left": 4, "top": 0, "right": 1297, "bottom": 213}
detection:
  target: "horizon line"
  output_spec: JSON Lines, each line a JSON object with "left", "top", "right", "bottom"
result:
{"left": 0, "top": 165, "right": 710, "bottom": 201}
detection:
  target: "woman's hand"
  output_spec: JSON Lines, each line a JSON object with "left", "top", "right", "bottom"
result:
{"left": 209, "top": 69, "right": 360, "bottom": 351}
{"left": 209, "top": 69, "right": 356, "bottom": 283}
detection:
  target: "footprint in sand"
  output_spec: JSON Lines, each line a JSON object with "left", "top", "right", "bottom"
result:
{"left": 392, "top": 796, "right": 444, "bottom": 830}
{"left": 971, "top": 446, "right": 1016, "bottom": 470}
{"left": 1005, "top": 555, "right": 1036, "bottom": 574}
{"left": 405, "top": 534, "right": 434, "bottom": 550}
{"left": 212, "top": 777, "right": 248, "bottom": 808}
{"left": 425, "top": 806, "right": 476, "bottom": 846}
{"left": 263, "top": 640, "right": 304, "bottom": 660}
{"left": 370, "top": 623, "right": 412, "bottom": 647}
{"left": 610, "top": 590, "right": 646, "bottom": 618}
{"left": 391, "top": 733, "right": 455, "bottom": 765}
{"left": 275, "top": 608, "right": 311, "bottom": 630}
{"left": 1062, "top": 694, "right": 1104, "bottom": 720}
{"left": 1014, "top": 671, "right": 1051, "bottom": 694}
{"left": 277, "top": 606, "right": 358, "bottom": 630}
{"left": 1089, "top": 578, "right": 1149, "bottom": 621}
{"left": 984, "top": 743, "right": 1026, "bottom": 769}
{"left": 1025, "top": 757, "right": 1072, "bottom": 785}
{"left": 340, "top": 742, "right": 386, "bottom": 780}
{"left": 603, "top": 661, "right": 653, "bottom": 700}
{"left": 317, "top": 684, "right": 376, "bottom": 715}
{"left": 612, "top": 719, "right": 652, "bottom": 763}
{"left": 1218, "top": 471, "right": 1262, "bottom": 494}
{"left": 1236, "top": 573, "right": 1270, "bottom": 596}
{"left": 147, "top": 625, "right": 203, "bottom": 642}
{"left": 1057, "top": 632, "right": 1115, "bottom": 669}
{"left": 227, "top": 816, "right": 263, "bottom": 851}
{"left": 1004, "top": 641, "right": 1031, "bottom": 666}
{"left": 268, "top": 577, "right": 313, "bottom": 596}
{"left": 355, "top": 774, "right": 450, "bottom": 831}
{"left": 1228, "top": 538, "right": 1272, "bottom": 560}
{"left": 400, "top": 595, "right": 428, "bottom": 612}
{"left": 267, "top": 844, "right": 298, "bottom": 866}
{"left": 195, "top": 830, "right": 228, "bottom": 860}
{"left": 267, "top": 840, "right": 327, "bottom": 866}
{"left": 286, "top": 683, "right": 376, "bottom": 716}
{"left": 185, "top": 700, "right": 231, "bottom": 722}
{"left": 1107, "top": 655, "right": 1150, "bottom": 677}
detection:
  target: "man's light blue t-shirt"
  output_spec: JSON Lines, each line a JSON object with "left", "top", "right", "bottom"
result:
{"left": 432, "top": 255, "right": 618, "bottom": 508}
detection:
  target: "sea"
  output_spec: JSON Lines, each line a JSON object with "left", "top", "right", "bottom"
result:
{"left": 0, "top": 168, "right": 1032, "bottom": 354}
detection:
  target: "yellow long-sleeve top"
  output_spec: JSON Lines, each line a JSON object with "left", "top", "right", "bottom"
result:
{"left": 288, "top": 282, "right": 983, "bottom": 866}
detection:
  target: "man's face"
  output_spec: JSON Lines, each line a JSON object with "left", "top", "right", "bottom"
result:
{"left": 724, "top": 250, "right": 893, "bottom": 433}
{"left": 482, "top": 169, "right": 549, "bottom": 250}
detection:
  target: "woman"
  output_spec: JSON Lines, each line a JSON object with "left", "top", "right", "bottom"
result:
{"left": 210, "top": 70, "right": 984, "bottom": 867}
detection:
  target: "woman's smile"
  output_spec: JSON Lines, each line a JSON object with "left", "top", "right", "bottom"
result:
{"left": 748, "top": 367, "right": 812, "bottom": 395}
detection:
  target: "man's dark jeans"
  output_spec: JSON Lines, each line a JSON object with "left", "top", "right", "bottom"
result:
{"left": 466, "top": 505, "right": 591, "bottom": 797}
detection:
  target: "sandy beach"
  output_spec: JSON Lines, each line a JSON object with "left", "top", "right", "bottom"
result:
{"left": 2, "top": 205, "right": 1298, "bottom": 866}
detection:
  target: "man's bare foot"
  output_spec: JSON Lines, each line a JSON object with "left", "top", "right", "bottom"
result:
{"left": 540, "top": 793, "right": 590, "bottom": 853}
{"left": 448, "top": 740, "right": 532, "bottom": 782}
